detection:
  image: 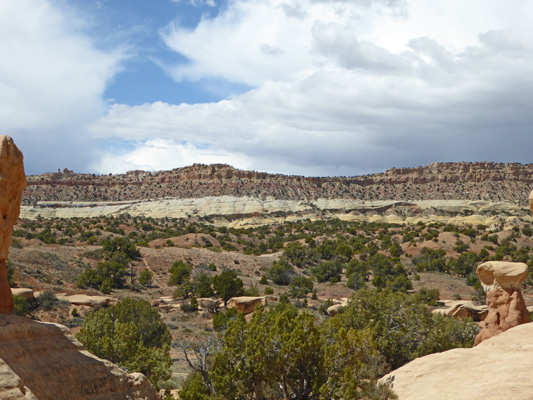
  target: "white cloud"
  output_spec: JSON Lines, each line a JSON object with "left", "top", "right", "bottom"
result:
{"left": 0, "top": 0, "right": 124, "bottom": 173}
{"left": 90, "top": 0, "right": 533, "bottom": 176}
{"left": 92, "top": 138, "right": 253, "bottom": 174}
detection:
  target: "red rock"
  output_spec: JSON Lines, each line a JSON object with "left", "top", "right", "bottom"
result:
{"left": 0, "top": 136, "right": 26, "bottom": 313}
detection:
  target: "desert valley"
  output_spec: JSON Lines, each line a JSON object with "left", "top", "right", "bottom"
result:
{"left": 3, "top": 137, "right": 533, "bottom": 399}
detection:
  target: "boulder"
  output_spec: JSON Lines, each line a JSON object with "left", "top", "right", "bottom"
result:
{"left": 227, "top": 296, "right": 267, "bottom": 314}
{"left": 10, "top": 288, "right": 35, "bottom": 302}
{"left": 380, "top": 322, "right": 533, "bottom": 400}
{"left": 55, "top": 294, "right": 116, "bottom": 307}
{"left": 0, "top": 136, "right": 27, "bottom": 313}
{"left": 474, "top": 261, "right": 529, "bottom": 345}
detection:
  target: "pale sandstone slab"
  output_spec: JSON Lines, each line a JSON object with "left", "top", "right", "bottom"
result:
{"left": 55, "top": 293, "right": 116, "bottom": 307}
{"left": 381, "top": 322, "right": 533, "bottom": 400}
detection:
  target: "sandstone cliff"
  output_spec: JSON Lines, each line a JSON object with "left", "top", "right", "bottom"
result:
{"left": 23, "top": 162, "right": 533, "bottom": 204}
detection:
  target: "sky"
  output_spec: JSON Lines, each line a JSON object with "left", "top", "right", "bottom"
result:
{"left": 2, "top": 0, "right": 533, "bottom": 177}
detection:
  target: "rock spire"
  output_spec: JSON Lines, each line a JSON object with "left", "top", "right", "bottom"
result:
{"left": 0, "top": 136, "right": 27, "bottom": 313}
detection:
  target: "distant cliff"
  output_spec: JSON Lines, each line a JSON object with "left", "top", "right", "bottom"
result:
{"left": 22, "top": 162, "right": 533, "bottom": 205}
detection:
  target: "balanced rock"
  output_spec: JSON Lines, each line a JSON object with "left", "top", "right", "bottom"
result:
{"left": 529, "top": 189, "right": 533, "bottom": 214}
{"left": 474, "top": 261, "right": 529, "bottom": 345}
{"left": 0, "top": 136, "right": 27, "bottom": 313}
{"left": 227, "top": 296, "right": 267, "bottom": 314}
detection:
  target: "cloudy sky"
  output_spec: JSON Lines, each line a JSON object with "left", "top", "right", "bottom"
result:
{"left": 2, "top": 0, "right": 533, "bottom": 176}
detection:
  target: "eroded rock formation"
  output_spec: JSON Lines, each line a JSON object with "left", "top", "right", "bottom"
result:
{"left": 0, "top": 314, "right": 158, "bottom": 399}
{"left": 0, "top": 136, "right": 26, "bottom": 313}
{"left": 226, "top": 296, "right": 268, "bottom": 314}
{"left": 474, "top": 261, "right": 530, "bottom": 345}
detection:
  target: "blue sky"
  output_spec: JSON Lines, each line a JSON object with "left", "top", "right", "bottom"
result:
{"left": 2, "top": 0, "right": 533, "bottom": 176}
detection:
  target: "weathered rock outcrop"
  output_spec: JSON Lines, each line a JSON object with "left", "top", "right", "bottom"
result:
{"left": 529, "top": 189, "right": 533, "bottom": 214}
{"left": 0, "top": 313, "right": 158, "bottom": 399}
{"left": 381, "top": 322, "right": 533, "bottom": 400}
{"left": 55, "top": 293, "right": 116, "bottom": 307}
{"left": 0, "top": 136, "right": 27, "bottom": 313}
{"left": 227, "top": 296, "right": 267, "bottom": 314}
{"left": 474, "top": 261, "right": 530, "bottom": 345}
{"left": 432, "top": 300, "right": 488, "bottom": 321}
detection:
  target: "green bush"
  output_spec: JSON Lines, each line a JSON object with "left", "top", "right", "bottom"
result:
{"left": 267, "top": 259, "right": 294, "bottom": 285}
{"left": 212, "top": 270, "right": 243, "bottom": 306}
{"left": 76, "top": 298, "right": 171, "bottom": 389}
{"left": 168, "top": 261, "right": 192, "bottom": 286}
{"left": 139, "top": 268, "right": 154, "bottom": 286}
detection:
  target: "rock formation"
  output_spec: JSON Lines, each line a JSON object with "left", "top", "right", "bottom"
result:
{"left": 474, "top": 261, "right": 530, "bottom": 345}
{"left": 529, "top": 189, "right": 533, "bottom": 214}
{"left": 0, "top": 314, "right": 158, "bottom": 399}
{"left": 380, "top": 322, "right": 533, "bottom": 400}
{"left": 226, "top": 296, "right": 268, "bottom": 314}
{"left": 432, "top": 300, "right": 488, "bottom": 321}
{"left": 0, "top": 136, "right": 27, "bottom": 313}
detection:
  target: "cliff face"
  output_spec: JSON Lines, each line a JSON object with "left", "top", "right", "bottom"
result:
{"left": 22, "top": 162, "right": 533, "bottom": 205}
{"left": 0, "top": 314, "right": 159, "bottom": 400}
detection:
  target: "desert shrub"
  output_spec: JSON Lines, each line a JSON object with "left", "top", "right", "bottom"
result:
{"left": 168, "top": 261, "right": 192, "bottom": 286}
{"left": 139, "top": 268, "right": 154, "bottom": 286}
{"left": 181, "top": 297, "right": 199, "bottom": 313}
{"left": 264, "top": 286, "right": 274, "bottom": 295}
{"left": 192, "top": 272, "right": 214, "bottom": 298}
{"left": 13, "top": 295, "right": 31, "bottom": 316}
{"left": 77, "top": 237, "right": 140, "bottom": 293}
{"left": 288, "top": 276, "right": 314, "bottom": 298}
{"left": 212, "top": 270, "right": 243, "bottom": 306}
{"left": 212, "top": 308, "right": 240, "bottom": 332}
{"left": 414, "top": 288, "right": 441, "bottom": 306}
{"left": 37, "top": 290, "right": 63, "bottom": 311}
{"left": 334, "top": 290, "right": 478, "bottom": 370}
{"left": 267, "top": 259, "right": 295, "bottom": 285}
{"left": 413, "top": 247, "right": 447, "bottom": 273}
{"left": 77, "top": 298, "right": 171, "bottom": 389}
{"left": 312, "top": 260, "right": 343, "bottom": 283}
{"left": 180, "top": 303, "right": 395, "bottom": 400}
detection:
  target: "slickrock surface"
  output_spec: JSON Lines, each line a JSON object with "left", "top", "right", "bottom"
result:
{"left": 0, "top": 314, "right": 158, "bottom": 400}
{"left": 474, "top": 262, "right": 530, "bottom": 345}
{"left": 381, "top": 322, "right": 533, "bottom": 400}
{"left": 0, "top": 136, "right": 27, "bottom": 312}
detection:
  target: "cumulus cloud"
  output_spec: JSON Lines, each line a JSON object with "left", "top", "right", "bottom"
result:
{"left": 0, "top": 0, "right": 124, "bottom": 173}
{"left": 90, "top": 0, "right": 533, "bottom": 176}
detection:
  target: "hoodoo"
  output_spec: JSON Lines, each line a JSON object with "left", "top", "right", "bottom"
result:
{"left": 0, "top": 136, "right": 26, "bottom": 313}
